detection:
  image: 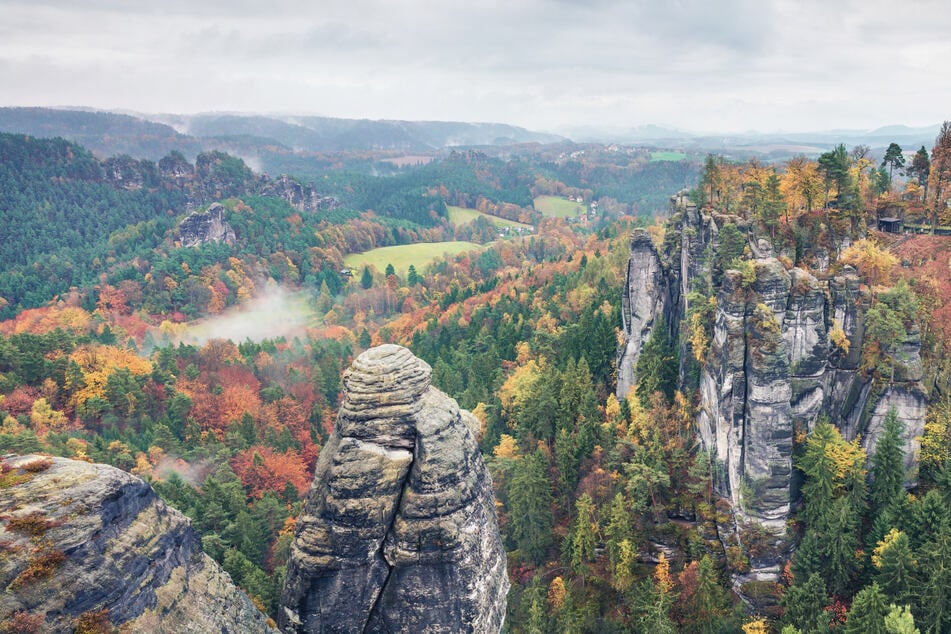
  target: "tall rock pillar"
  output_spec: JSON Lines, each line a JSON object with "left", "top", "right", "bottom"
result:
{"left": 280, "top": 345, "right": 509, "bottom": 633}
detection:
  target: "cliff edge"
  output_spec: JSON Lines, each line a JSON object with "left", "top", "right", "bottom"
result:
{"left": 0, "top": 453, "right": 275, "bottom": 633}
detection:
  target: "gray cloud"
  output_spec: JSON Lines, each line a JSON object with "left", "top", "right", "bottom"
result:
{"left": 0, "top": 0, "right": 949, "bottom": 132}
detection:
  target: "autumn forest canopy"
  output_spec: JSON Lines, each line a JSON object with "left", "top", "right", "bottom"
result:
{"left": 2, "top": 118, "right": 951, "bottom": 633}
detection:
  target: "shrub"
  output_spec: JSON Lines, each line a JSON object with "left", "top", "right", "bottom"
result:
{"left": 73, "top": 610, "right": 112, "bottom": 634}
{"left": 11, "top": 549, "right": 66, "bottom": 587}
{"left": 1, "top": 612, "right": 45, "bottom": 634}
{"left": 7, "top": 511, "right": 56, "bottom": 536}
{"left": 19, "top": 456, "right": 53, "bottom": 472}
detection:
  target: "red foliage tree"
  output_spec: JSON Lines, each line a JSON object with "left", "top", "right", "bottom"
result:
{"left": 231, "top": 445, "right": 309, "bottom": 499}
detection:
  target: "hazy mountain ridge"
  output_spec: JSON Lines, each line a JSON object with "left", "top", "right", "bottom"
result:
{"left": 0, "top": 107, "right": 564, "bottom": 162}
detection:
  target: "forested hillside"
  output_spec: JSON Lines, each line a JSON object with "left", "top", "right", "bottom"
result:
{"left": 1, "top": 126, "right": 951, "bottom": 633}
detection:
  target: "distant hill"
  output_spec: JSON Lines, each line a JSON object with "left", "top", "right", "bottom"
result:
{"left": 157, "top": 112, "right": 565, "bottom": 152}
{"left": 0, "top": 108, "right": 564, "bottom": 163}
{"left": 558, "top": 121, "right": 943, "bottom": 159}
{"left": 0, "top": 107, "right": 201, "bottom": 159}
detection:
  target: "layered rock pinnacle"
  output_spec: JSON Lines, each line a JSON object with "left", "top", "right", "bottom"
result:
{"left": 280, "top": 344, "right": 509, "bottom": 633}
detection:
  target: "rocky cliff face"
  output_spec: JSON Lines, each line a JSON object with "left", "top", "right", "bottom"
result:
{"left": 0, "top": 454, "right": 274, "bottom": 633}
{"left": 617, "top": 231, "right": 671, "bottom": 398}
{"left": 280, "top": 344, "right": 509, "bottom": 634}
{"left": 619, "top": 197, "right": 927, "bottom": 568}
{"left": 179, "top": 202, "right": 237, "bottom": 247}
{"left": 260, "top": 174, "right": 340, "bottom": 213}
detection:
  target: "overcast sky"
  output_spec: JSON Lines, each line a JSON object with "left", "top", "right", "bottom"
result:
{"left": 1, "top": 0, "right": 948, "bottom": 134}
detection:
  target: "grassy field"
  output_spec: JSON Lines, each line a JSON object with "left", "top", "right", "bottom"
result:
{"left": 343, "top": 241, "right": 482, "bottom": 274}
{"left": 447, "top": 206, "right": 532, "bottom": 229}
{"left": 649, "top": 151, "right": 687, "bottom": 162}
{"left": 533, "top": 195, "right": 586, "bottom": 218}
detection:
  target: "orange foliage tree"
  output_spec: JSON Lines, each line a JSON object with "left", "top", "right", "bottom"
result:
{"left": 231, "top": 445, "right": 310, "bottom": 499}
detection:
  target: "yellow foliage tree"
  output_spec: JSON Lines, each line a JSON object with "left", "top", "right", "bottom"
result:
{"left": 840, "top": 239, "right": 898, "bottom": 288}
{"left": 493, "top": 434, "right": 519, "bottom": 459}
{"left": 547, "top": 576, "right": 567, "bottom": 611}
{"left": 498, "top": 359, "right": 543, "bottom": 418}
{"left": 829, "top": 320, "right": 850, "bottom": 355}
{"left": 654, "top": 551, "right": 674, "bottom": 594}
{"left": 29, "top": 398, "right": 69, "bottom": 436}
{"left": 68, "top": 345, "right": 152, "bottom": 411}
{"left": 742, "top": 618, "right": 769, "bottom": 634}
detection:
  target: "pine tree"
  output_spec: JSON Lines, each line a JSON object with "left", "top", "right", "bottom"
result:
{"left": 881, "top": 143, "right": 906, "bottom": 186}
{"left": 360, "top": 265, "right": 373, "bottom": 289}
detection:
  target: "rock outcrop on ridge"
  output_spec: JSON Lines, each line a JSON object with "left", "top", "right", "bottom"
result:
{"left": 178, "top": 202, "right": 237, "bottom": 247}
{"left": 280, "top": 344, "right": 509, "bottom": 634}
{"left": 0, "top": 454, "right": 274, "bottom": 633}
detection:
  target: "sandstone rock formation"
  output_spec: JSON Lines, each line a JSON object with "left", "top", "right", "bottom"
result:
{"left": 617, "top": 230, "right": 670, "bottom": 398}
{"left": 0, "top": 454, "right": 274, "bottom": 633}
{"left": 619, "top": 195, "right": 927, "bottom": 580}
{"left": 179, "top": 202, "right": 236, "bottom": 247}
{"left": 260, "top": 174, "right": 340, "bottom": 213}
{"left": 280, "top": 344, "right": 509, "bottom": 634}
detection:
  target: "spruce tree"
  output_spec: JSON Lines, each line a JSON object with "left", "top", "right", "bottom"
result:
{"left": 507, "top": 449, "right": 553, "bottom": 564}
{"left": 871, "top": 409, "right": 905, "bottom": 519}
{"left": 781, "top": 573, "right": 830, "bottom": 633}
{"left": 916, "top": 526, "right": 951, "bottom": 634}
{"left": 843, "top": 582, "right": 888, "bottom": 634}
{"left": 635, "top": 319, "right": 677, "bottom": 407}
{"left": 873, "top": 529, "right": 915, "bottom": 607}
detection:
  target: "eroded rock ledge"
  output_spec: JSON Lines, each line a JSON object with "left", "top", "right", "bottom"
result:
{"left": 280, "top": 344, "right": 509, "bottom": 633}
{"left": 0, "top": 454, "right": 274, "bottom": 633}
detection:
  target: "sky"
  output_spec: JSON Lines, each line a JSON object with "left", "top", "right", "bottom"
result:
{"left": 1, "top": 0, "right": 949, "bottom": 134}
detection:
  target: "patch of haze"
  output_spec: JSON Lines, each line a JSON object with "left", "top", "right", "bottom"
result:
{"left": 154, "top": 456, "right": 214, "bottom": 486}
{"left": 168, "top": 284, "right": 317, "bottom": 348}
{"left": 234, "top": 152, "right": 262, "bottom": 173}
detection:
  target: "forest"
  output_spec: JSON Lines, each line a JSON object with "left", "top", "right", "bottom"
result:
{"left": 1, "top": 124, "right": 951, "bottom": 633}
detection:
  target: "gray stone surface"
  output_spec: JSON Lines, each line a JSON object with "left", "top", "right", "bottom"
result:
{"left": 280, "top": 344, "right": 509, "bottom": 634}
{"left": 617, "top": 230, "right": 670, "bottom": 398}
{"left": 178, "top": 202, "right": 236, "bottom": 247}
{"left": 0, "top": 454, "right": 274, "bottom": 633}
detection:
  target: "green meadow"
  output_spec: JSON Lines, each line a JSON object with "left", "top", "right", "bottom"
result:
{"left": 447, "top": 206, "right": 532, "bottom": 229}
{"left": 649, "top": 151, "right": 687, "bottom": 162}
{"left": 343, "top": 241, "right": 482, "bottom": 274}
{"left": 533, "top": 195, "right": 585, "bottom": 218}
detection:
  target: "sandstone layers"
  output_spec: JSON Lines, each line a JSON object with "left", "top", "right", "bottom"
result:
{"left": 280, "top": 344, "right": 509, "bottom": 633}
{"left": 0, "top": 454, "right": 274, "bottom": 633}
{"left": 618, "top": 198, "right": 926, "bottom": 535}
